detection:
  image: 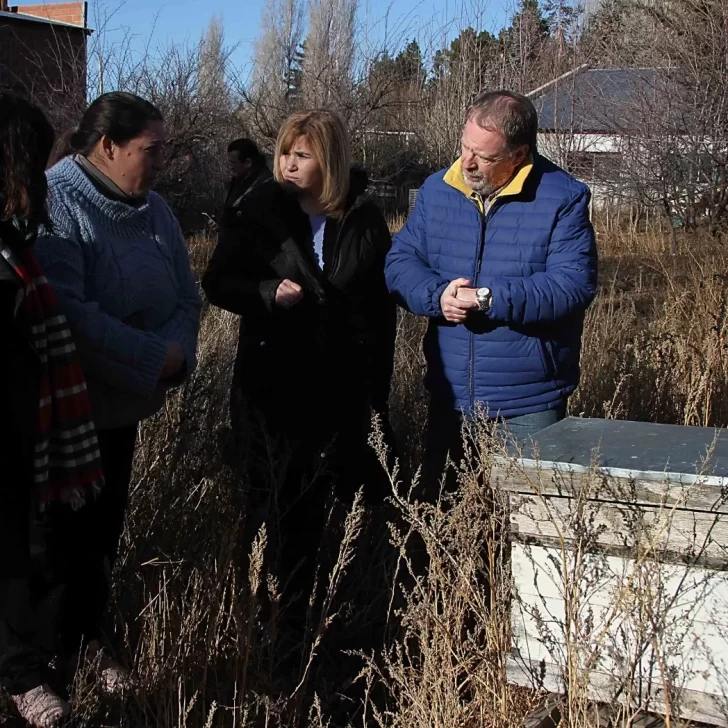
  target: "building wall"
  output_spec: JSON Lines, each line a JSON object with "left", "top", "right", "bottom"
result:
{"left": 538, "top": 132, "right": 627, "bottom": 208}
{"left": 12, "top": 2, "right": 86, "bottom": 26}
{"left": 538, "top": 132, "right": 623, "bottom": 163}
{"left": 0, "top": 14, "right": 87, "bottom": 124}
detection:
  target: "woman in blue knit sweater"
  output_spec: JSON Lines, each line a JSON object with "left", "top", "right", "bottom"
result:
{"left": 35, "top": 92, "right": 202, "bottom": 690}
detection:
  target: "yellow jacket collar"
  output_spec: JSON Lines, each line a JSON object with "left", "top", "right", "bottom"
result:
{"left": 443, "top": 157, "right": 534, "bottom": 202}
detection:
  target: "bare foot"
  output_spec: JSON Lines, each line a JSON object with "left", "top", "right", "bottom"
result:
{"left": 12, "top": 684, "right": 69, "bottom": 728}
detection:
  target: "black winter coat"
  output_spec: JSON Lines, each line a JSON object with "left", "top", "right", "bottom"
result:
{"left": 0, "top": 220, "right": 42, "bottom": 441}
{"left": 221, "top": 165, "right": 274, "bottom": 226}
{"left": 202, "top": 170, "right": 396, "bottom": 451}
{"left": 0, "top": 220, "right": 42, "bottom": 563}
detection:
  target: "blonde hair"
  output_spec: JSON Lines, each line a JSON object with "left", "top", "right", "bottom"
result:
{"left": 274, "top": 110, "right": 351, "bottom": 219}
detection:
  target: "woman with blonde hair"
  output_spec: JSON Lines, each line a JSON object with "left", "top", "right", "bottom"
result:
{"left": 203, "top": 109, "right": 395, "bottom": 607}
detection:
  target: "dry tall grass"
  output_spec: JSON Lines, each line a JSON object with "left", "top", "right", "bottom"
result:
{"left": 2, "top": 223, "right": 728, "bottom": 727}
{"left": 573, "top": 229, "right": 728, "bottom": 427}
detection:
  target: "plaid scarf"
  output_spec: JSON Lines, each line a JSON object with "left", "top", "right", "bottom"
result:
{"left": 0, "top": 224, "right": 104, "bottom": 509}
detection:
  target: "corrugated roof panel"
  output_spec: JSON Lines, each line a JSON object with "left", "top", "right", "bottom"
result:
{"left": 531, "top": 67, "right": 671, "bottom": 133}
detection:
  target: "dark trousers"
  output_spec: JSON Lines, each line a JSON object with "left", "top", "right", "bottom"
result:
{"left": 50, "top": 424, "right": 138, "bottom": 656}
{"left": 0, "top": 437, "right": 53, "bottom": 696}
{"left": 421, "top": 398, "right": 567, "bottom": 499}
{"left": 0, "top": 425, "right": 137, "bottom": 695}
{"left": 234, "top": 386, "right": 389, "bottom": 626}
{"left": 410, "top": 399, "right": 567, "bottom": 606}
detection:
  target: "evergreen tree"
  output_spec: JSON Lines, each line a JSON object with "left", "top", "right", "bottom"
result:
{"left": 543, "top": 0, "right": 582, "bottom": 40}
{"left": 499, "top": 0, "right": 550, "bottom": 91}
{"left": 394, "top": 40, "right": 426, "bottom": 85}
{"left": 431, "top": 27, "right": 498, "bottom": 87}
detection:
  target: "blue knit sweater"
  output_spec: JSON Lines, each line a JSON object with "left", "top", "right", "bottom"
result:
{"left": 36, "top": 157, "right": 202, "bottom": 429}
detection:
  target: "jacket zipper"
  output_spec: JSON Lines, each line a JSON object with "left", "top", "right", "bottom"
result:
{"left": 469, "top": 198, "right": 497, "bottom": 410}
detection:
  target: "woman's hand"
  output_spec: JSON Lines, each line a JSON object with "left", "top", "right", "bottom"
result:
{"left": 275, "top": 279, "right": 304, "bottom": 309}
{"left": 162, "top": 341, "right": 185, "bottom": 378}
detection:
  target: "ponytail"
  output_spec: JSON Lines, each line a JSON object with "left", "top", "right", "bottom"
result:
{"left": 49, "top": 91, "right": 163, "bottom": 167}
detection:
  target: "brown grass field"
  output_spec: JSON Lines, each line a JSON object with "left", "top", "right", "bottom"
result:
{"left": 2, "top": 220, "right": 727, "bottom": 727}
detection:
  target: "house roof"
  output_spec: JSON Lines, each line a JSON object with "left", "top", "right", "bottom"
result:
{"left": 528, "top": 66, "right": 669, "bottom": 133}
{"left": 0, "top": 8, "right": 87, "bottom": 30}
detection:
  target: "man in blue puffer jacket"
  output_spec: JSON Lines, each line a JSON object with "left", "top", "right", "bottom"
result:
{"left": 385, "top": 89, "right": 597, "bottom": 478}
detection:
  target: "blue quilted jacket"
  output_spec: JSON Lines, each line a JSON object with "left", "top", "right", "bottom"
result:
{"left": 385, "top": 154, "right": 597, "bottom": 417}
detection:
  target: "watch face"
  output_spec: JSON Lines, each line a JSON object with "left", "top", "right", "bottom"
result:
{"left": 476, "top": 287, "right": 491, "bottom": 310}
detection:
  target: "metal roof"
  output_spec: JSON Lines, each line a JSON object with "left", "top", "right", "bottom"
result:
{"left": 0, "top": 9, "right": 87, "bottom": 30}
{"left": 529, "top": 66, "right": 670, "bottom": 133}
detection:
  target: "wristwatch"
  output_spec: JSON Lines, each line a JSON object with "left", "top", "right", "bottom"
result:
{"left": 476, "top": 286, "right": 492, "bottom": 313}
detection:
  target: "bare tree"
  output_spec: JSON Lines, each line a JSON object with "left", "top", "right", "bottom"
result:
{"left": 499, "top": 0, "right": 551, "bottom": 93}
{"left": 422, "top": 26, "right": 502, "bottom": 167}
{"left": 643, "top": 0, "right": 728, "bottom": 233}
{"left": 111, "top": 30, "right": 244, "bottom": 228}
{"left": 243, "top": 0, "right": 305, "bottom": 142}
{"left": 576, "top": 0, "right": 728, "bottom": 242}
{"left": 199, "top": 15, "right": 230, "bottom": 111}
{"left": 302, "top": 0, "right": 358, "bottom": 109}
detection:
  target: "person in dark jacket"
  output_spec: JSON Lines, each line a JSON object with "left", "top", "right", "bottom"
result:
{"left": 202, "top": 109, "right": 396, "bottom": 609}
{"left": 221, "top": 138, "right": 273, "bottom": 226}
{"left": 0, "top": 91, "right": 105, "bottom": 727}
{"left": 385, "top": 90, "right": 597, "bottom": 488}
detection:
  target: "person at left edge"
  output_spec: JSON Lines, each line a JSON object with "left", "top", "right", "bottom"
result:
{"left": 0, "top": 89, "right": 104, "bottom": 728}
{"left": 35, "top": 92, "right": 202, "bottom": 690}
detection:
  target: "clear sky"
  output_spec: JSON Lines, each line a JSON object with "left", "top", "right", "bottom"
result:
{"left": 17, "top": 0, "right": 514, "bottom": 75}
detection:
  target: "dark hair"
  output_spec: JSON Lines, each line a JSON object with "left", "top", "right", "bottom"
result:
{"left": 52, "top": 91, "right": 163, "bottom": 163}
{"left": 466, "top": 90, "right": 539, "bottom": 154}
{"left": 0, "top": 89, "right": 55, "bottom": 228}
{"left": 227, "top": 138, "right": 264, "bottom": 165}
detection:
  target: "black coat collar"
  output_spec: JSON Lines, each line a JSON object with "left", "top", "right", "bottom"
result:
{"left": 231, "top": 167, "right": 373, "bottom": 295}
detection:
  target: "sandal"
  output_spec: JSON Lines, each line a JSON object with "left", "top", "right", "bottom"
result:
{"left": 11, "top": 684, "right": 69, "bottom": 727}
